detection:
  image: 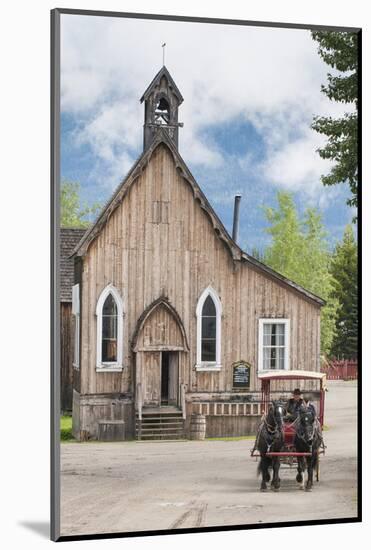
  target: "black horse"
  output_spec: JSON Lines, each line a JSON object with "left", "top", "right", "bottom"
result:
{"left": 295, "top": 405, "right": 323, "bottom": 491}
{"left": 255, "top": 401, "right": 285, "bottom": 491}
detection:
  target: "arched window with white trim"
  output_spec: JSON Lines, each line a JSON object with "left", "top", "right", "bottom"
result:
{"left": 96, "top": 285, "right": 124, "bottom": 372}
{"left": 196, "top": 286, "right": 222, "bottom": 371}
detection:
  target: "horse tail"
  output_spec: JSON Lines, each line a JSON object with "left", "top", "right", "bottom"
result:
{"left": 257, "top": 461, "right": 262, "bottom": 477}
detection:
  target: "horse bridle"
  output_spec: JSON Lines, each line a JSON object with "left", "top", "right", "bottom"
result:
{"left": 264, "top": 404, "right": 284, "bottom": 437}
{"left": 252, "top": 404, "right": 284, "bottom": 455}
{"left": 296, "top": 412, "right": 318, "bottom": 445}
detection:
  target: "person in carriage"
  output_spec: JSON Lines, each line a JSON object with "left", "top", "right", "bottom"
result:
{"left": 284, "top": 388, "right": 304, "bottom": 422}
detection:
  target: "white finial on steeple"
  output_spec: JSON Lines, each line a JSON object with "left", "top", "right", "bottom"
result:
{"left": 162, "top": 43, "right": 166, "bottom": 66}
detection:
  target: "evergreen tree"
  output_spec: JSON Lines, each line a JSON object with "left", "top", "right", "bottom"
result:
{"left": 61, "top": 181, "right": 101, "bottom": 228}
{"left": 263, "top": 192, "right": 339, "bottom": 355}
{"left": 329, "top": 225, "right": 358, "bottom": 358}
{"left": 311, "top": 31, "right": 359, "bottom": 214}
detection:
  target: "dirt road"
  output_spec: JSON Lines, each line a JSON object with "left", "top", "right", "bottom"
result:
{"left": 60, "top": 380, "right": 358, "bottom": 536}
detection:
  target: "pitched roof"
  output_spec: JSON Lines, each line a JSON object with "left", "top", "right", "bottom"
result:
{"left": 71, "top": 129, "right": 325, "bottom": 308}
{"left": 71, "top": 128, "right": 240, "bottom": 259}
{"left": 240, "top": 251, "right": 325, "bottom": 306}
{"left": 140, "top": 65, "right": 184, "bottom": 104}
{"left": 60, "top": 227, "right": 86, "bottom": 302}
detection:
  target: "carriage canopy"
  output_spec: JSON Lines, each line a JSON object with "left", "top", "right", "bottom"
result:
{"left": 258, "top": 370, "right": 326, "bottom": 386}
{"left": 258, "top": 370, "right": 326, "bottom": 426}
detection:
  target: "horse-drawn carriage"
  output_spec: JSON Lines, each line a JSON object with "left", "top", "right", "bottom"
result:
{"left": 251, "top": 370, "right": 326, "bottom": 492}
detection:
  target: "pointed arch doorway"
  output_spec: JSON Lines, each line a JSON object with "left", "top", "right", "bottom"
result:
{"left": 132, "top": 298, "right": 189, "bottom": 409}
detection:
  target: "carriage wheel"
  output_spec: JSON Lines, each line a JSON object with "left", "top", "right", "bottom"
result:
{"left": 316, "top": 456, "right": 320, "bottom": 482}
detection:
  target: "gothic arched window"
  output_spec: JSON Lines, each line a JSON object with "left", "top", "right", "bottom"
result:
{"left": 96, "top": 285, "right": 124, "bottom": 371}
{"left": 196, "top": 287, "right": 222, "bottom": 371}
{"left": 102, "top": 294, "right": 118, "bottom": 362}
{"left": 201, "top": 296, "right": 216, "bottom": 361}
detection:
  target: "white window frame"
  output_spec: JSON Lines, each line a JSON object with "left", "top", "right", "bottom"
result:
{"left": 195, "top": 286, "right": 222, "bottom": 371}
{"left": 72, "top": 284, "right": 80, "bottom": 369}
{"left": 96, "top": 284, "right": 124, "bottom": 372}
{"left": 258, "top": 318, "right": 290, "bottom": 372}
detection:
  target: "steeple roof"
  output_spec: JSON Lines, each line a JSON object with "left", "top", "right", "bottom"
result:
{"left": 140, "top": 65, "right": 184, "bottom": 104}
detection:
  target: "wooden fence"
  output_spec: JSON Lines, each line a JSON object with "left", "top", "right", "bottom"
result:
{"left": 321, "top": 359, "right": 358, "bottom": 380}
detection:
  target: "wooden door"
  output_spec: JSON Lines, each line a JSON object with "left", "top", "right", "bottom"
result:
{"left": 143, "top": 351, "right": 161, "bottom": 406}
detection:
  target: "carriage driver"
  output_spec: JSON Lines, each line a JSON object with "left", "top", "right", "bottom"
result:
{"left": 284, "top": 388, "right": 304, "bottom": 421}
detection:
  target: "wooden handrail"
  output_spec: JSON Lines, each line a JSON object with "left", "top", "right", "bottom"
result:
{"left": 136, "top": 382, "right": 143, "bottom": 421}
{"left": 180, "top": 383, "right": 186, "bottom": 420}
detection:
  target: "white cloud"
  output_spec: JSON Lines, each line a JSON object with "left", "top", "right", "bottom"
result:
{"left": 181, "top": 128, "right": 224, "bottom": 168}
{"left": 260, "top": 128, "right": 333, "bottom": 195}
{"left": 60, "top": 15, "right": 352, "bottom": 197}
{"left": 76, "top": 101, "right": 141, "bottom": 157}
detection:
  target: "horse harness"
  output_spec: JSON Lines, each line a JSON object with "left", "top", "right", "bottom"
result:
{"left": 295, "top": 416, "right": 325, "bottom": 453}
{"left": 253, "top": 413, "right": 326, "bottom": 455}
{"left": 252, "top": 413, "right": 283, "bottom": 454}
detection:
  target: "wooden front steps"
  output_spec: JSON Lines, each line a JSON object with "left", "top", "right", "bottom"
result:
{"left": 136, "top": 407, "right": 186, "bottom": 440}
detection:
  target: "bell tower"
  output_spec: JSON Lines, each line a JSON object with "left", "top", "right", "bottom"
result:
{"left": 140, "top": 66, "right": 183, "bottom": 151}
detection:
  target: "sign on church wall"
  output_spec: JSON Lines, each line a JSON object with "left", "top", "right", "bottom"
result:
{"left": 232, "top": 361, "right": 251, "bottom": 389}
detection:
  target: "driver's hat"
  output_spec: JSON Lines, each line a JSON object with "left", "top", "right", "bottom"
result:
{"left": 292, "top": 388, "right": 302, "bottom": 396}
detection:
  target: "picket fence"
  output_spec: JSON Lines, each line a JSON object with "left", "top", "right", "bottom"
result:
{"left": 321, "top": 359, "right": 358, "bottom": 380}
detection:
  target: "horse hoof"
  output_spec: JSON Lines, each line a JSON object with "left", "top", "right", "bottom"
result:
{"left": 260, "top": 487, "right": 268, "bottom": 492}
{"left": 305, "top": 487, "right": 313, "bottom": 492}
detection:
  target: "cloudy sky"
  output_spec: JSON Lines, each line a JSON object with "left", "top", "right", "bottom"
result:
{"left": 60, "top": 14, "right": 355, "bottom": 253}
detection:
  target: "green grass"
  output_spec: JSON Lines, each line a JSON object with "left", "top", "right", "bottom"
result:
{"left": 205, "top": 435, "right": 256, "bottom": 441}
{"left": 59, "top": 422, "right": 328, "bottom": 443}
{"left": 60, "top": 415, "right": 74, "bottom": 441}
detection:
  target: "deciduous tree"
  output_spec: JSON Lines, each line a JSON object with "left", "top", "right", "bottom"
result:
{"left": 263, "top": 192, "right": 339, "bottom": 355}
{"left": 61, "top": 181, "right": 101, "bottom": 228}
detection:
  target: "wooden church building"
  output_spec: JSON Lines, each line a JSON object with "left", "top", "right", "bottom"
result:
{"left": 70, "top": 66, "right": 324, "bottom": 441}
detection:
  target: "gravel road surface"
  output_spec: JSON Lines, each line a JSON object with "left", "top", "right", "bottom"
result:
{"left": 60, "top": 380, "right": 358, "bottom": 536}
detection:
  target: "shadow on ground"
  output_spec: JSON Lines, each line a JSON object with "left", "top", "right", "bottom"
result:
{"left": 18, "top": 521, "right": 50, "bottom": 539}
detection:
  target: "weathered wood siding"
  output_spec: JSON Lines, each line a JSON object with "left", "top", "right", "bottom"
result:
{"left": 79, "top": 143, "right": 321, "bottom": 398}
{"left": 60, "top": 302, "right": 74, "bottom": 411}
{"left": 135, "top": 303, "right": 185, "bottom": 351}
